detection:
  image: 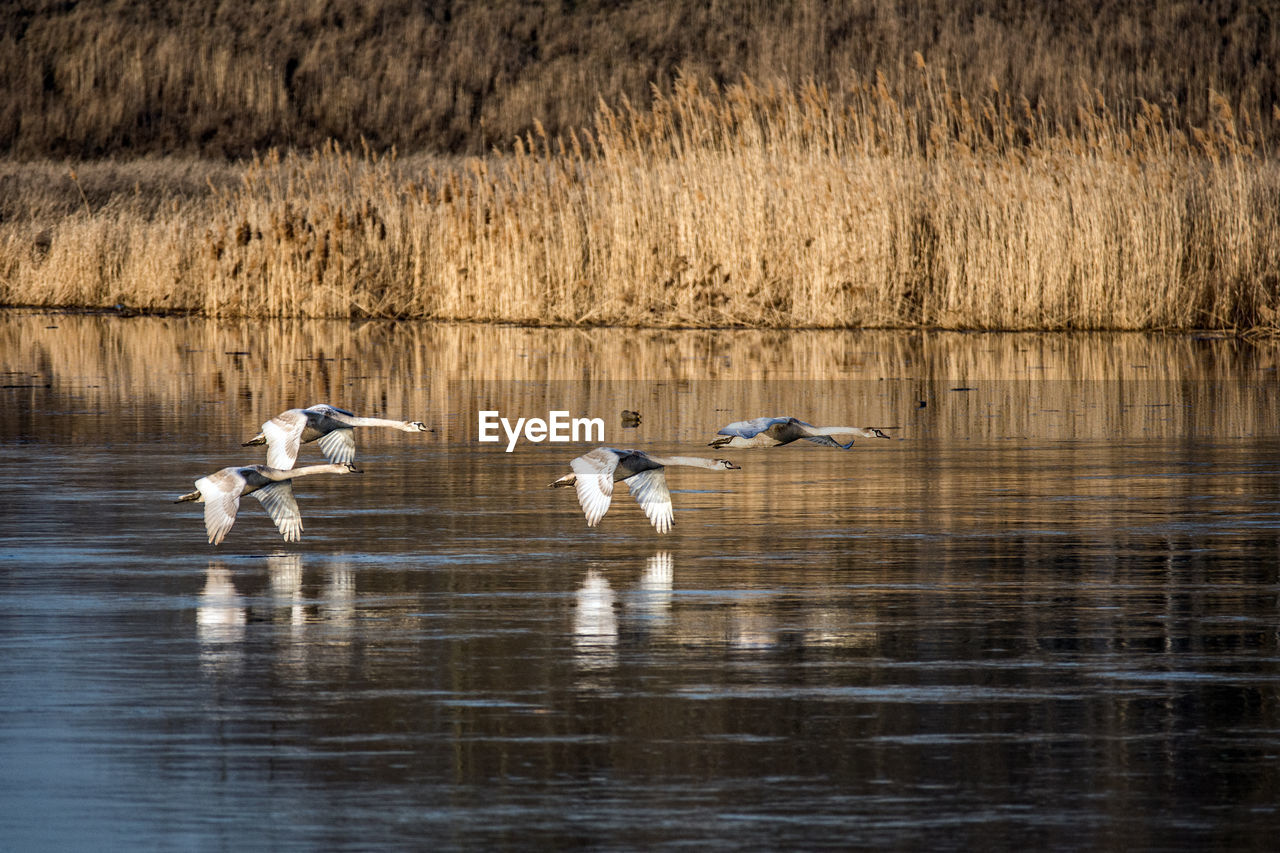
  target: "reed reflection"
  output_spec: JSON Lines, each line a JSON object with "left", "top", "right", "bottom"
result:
{"left": 6, "top": 312, "right": 1280, "bottom": 447}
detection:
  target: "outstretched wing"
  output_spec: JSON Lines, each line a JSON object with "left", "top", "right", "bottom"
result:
{"left": 799, "top": 434, "right": 855, "bottom": 449}
{"left": 249, "top": 480, "right": 303, "bottom": 542}
{"left": 623, "top": 469, "right": 674, "bottom": 533}
{"left": 197, "top": 469, "right": 245, "bottom": 546}
{"left": 315, "top": 428, "right": 357, "bottom": 465}
{"left": 306, "top": 404, "right": 355, "bottom": 418}
{"left": 261, "top": 410, "right": 307, "bottom": 470}
{"left": 718, "top": 416, "right": 787, "bottom": 438}
{"left": 571, "top": 448, "right": 618, "bottom": 527}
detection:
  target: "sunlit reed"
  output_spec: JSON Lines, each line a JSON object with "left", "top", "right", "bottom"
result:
{"left": 3, "top": 71, "right": 1278, "bottom": 330}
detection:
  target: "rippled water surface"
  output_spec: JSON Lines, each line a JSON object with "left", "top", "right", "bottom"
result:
{"left": 2, "top": 314, "right": 1279, "bottom": 850}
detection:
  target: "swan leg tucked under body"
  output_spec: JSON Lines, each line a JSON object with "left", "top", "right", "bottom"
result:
{"left": 708, "top": 416, "right": 891, "bottom": 450}
{"left": 176, "top": 462, "right": 359, "bottom": 545}
{"left": 243, "top": 404, "right": 429, "bottom": 469}
{"left": 551, "top": 447, "right": 738, "bottom": 533}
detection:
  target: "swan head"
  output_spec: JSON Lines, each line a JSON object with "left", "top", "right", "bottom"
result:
{"left": 716, "top": 459, "right": 740, "bottom": 470}
{"left": 409, "top": 421, "right": 430, "bottom": 432}
{"left": 866, "top": 428, "right": 892, "bottom": 439}
{"left": 342, "top": 463, "right": 362, "bottom": 474}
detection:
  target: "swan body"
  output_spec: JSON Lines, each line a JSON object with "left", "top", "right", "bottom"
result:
{"left": 709, "top": 417, "right": 890, "bottom": 450}
{"left": 243, "top": 404, "right": 428, "bottom": 469}
{"left": 175, "top": 463, "right": 359, "bottom": 545}
{"left": 550, "top": 447, "right": 739, "bottom": 533}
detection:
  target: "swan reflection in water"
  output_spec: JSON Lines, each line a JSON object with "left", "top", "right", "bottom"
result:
{"left": 197, "top": 561, "right": 247, "bottom": 675}
{"left": 633, "top": 551, "right": 673, "bottom": 624}
{"left": 318, "top": 559, "right": 356, "bottom": 627}
{"left": 573, "top": 552, "right": 675, "bottom": 674}
{"left": 269, "top": 553, "right": 307, "bottom": 629}
{"left": 266, "top": 554, "right": 358, "bottom": 676}
{"left": 197, "top": 554, "right": 358, "bottom": 679}
{"left": 570, "top": 550, "right": 881, "bottom": 669}
{"left": 573, "top": 569, "right": 619, "bottom": 671}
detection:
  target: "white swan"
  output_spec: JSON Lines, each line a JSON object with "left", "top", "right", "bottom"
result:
{"left": 709, "top": 417, "right": 891, "bottom": 450}
{"left": 242, "top": 404, "right": 428, "bottom": 469}
{"left": 175, "top": 463, "right": 358, "bottom": 545}
{"left": 550, "top": 447, "right": 739, "bottom": 533}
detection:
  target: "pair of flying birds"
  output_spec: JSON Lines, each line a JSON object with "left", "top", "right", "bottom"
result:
{"left": 177, "top": 406, "right": 889, "bottom": 544}
{"left": 175, "top": 405, "right": 428, "bottom": 545}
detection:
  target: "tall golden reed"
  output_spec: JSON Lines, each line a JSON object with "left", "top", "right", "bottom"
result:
{"left": 2, "top": 70, "right": 1278, "bottom": 330}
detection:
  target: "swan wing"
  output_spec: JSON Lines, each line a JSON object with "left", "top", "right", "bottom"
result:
{"left": 306, "top": 404, "right": 354, "bottom": 417}
{"left": 306, "top": 404, "right": 357, "bottom": 427}
{"left": 570, "top": 449, "right": 618, "bottom": 527}
{"left": 315, "top": 427, "right": 357, "bottom": 465}
{"left": 624, "top": 469, "right": 674, "bottom": 533}
{"left": 799, "top": 434, "right": 855, "bottom": 449}
{"left": 261, "top": 410, "right": 307, "bottom": 470}
{"left": 250, "top": 481, "right": 303, "bottom": 542}
{"left": 197, "top": 469, "right": 244, "bottom": 546}
{"left": 718, "top": 416, "right": 787, "bottom": 438}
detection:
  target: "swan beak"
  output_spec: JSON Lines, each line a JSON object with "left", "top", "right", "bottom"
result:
{"left": 724, "top": 461, "right": 741, "bottom": 469}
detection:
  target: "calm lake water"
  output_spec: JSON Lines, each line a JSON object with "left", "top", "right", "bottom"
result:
{"left": 2, "top": 313, "right": 1279, "bottom": 850}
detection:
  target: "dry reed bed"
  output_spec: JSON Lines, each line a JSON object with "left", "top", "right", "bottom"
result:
{"left": 6, "top": 0, "right": 1277, "bottom": 159}
{"left": 3, "top": 72, "right": 1279, "bottom": 330}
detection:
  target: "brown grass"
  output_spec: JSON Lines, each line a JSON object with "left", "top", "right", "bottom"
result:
{"left": 3, "top": 1, "right": 1277, "bottom": 158}
{"left": 3, "top": 68, "right": 1279, "bottom": 330}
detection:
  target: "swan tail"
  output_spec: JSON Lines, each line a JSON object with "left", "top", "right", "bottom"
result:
{"left": 707, "top": 436, "right": 733, "bottom": 449}
{"left": 550, "top": 473, "right": 577, "bottom": 488}
{"left": 175, "top": 490, "right": 201, "bottom": 503}
{"left": 241, "top": 433, "right": 266, "bottom": 447}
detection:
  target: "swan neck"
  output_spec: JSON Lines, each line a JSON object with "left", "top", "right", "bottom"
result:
{"left": 285, "top": 463, "right": 347, "bottom": 478}
{"left": 346, "top": 415, "right": 410, "bottom": 429}
{"left": 645, "top": 455, "right": 720, "bottom": 469}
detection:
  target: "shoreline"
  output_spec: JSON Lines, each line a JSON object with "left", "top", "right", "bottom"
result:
{"left": 0, "top": 305, "right": 1254, "bottom": 339}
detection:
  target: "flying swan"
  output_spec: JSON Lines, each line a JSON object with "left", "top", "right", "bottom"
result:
{"left": 175, "top": 463, "right": 359, "bottom": 545}
{"left": 708, "top": 417, "right": 891, "bottom": 449}
{"left": 551, "top": 447, "right": 739, "bottom": 533}
{"left": 243, "top": 404, "right": 428, "bottom": 469}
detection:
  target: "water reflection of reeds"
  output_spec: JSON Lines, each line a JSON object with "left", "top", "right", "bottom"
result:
{"left": 4, "top": 312, "right": 1277, "bottom": 445}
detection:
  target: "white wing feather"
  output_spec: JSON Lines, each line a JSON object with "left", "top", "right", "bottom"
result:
{"left": 250, "top": 481, "right": 303, "bottom": 542}
{"left": 624, "top": 469, "right": 674, "bottom": 533}
{"left": 315, "top": 428, "right": 356, "bottom": 465}
{"left": 196, "top": 470, "right": 244, "bottom": 546}
{"left": 571, "top": 449, "right": 618, "bottom": 527}
{"left": 261, "top": 410, "right": 307, "bottom": 469}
